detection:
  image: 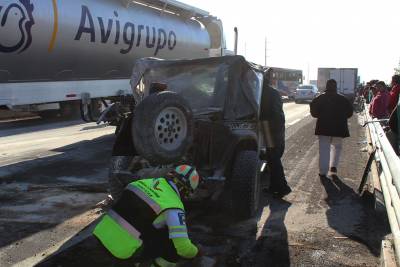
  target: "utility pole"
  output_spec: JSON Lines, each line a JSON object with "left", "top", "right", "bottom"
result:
{"left": 264, "top": 37, "right": 267, "bottom": 67}
{"left": 307, "top": 62, "right": 310, "bottom": 83}
{"left": 234, "top": 27, "right": 238, "bottom": 55}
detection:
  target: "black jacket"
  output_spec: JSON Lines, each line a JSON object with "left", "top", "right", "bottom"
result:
{"left": 260, "top": 84, "right": 285, "bottom": 146}
{"left": 310, "top": 92, "right": 353, "bottom": 137}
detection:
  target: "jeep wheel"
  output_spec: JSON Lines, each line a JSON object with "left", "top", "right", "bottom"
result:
{"left": 231, "top": 150, "right": 260, "bottom": 219}
{"left": 132, "top": 91, "right": 193, "bottom": 165}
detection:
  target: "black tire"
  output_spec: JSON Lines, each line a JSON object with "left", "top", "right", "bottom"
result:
{"left": 38, "top": 110, "right": 59, "bottom": 119}
{"left": 132, "top": 91, "right": 193, "bottom": 165}
{"left": 108, "top": 156, "right": 134, "bottom": 200}
{"left": 230, "top": 150, "right": 260, "bottom": 219}
{"left": 60, "top": 101, "right": 81, "bottom": 119}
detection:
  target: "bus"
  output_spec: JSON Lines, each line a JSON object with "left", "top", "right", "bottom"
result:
{"left": 270, "top": 68, "right": 303, "bottom": 99}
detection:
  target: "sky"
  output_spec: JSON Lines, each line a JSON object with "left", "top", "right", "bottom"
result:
{"left": 182, "top": 0, "right": 400, "bottom": 83}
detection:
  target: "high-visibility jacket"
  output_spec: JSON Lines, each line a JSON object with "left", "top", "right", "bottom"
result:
{"left": 93, "top": 178, "right": 184, "bottom": 259}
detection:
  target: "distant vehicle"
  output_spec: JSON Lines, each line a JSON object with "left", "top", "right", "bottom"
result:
{"left": 0, "top": 0, "right": 226, "bottom": 120}
{"left": 269, "top": 68, "right": 303, "bottom": 99}
{"left": 294, "top": 84, "right": 318, "bottom": 103}
{"left": 317, "top": 68, "right": 358, "bottom": 102}
{"left": 309, "top": 80, "right": 318, "bottom": 86}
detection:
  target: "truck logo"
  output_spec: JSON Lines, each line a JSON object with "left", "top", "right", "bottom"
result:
{"left": 74, "top": 5, "right": 177, "bottom": 56}
{"left": 0, "top": 0, "right": 35, "bottom": 53}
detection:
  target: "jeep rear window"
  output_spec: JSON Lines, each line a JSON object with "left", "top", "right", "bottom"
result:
{"left": 144, "top": 63, "right": 228, "bottom": 112}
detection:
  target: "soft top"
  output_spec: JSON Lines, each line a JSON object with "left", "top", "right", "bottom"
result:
{"left": 130, "top": 55, "right": 265, "bottom": 120}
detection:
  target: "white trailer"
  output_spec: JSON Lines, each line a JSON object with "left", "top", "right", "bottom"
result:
{"left": 317, "top": 68, "right": 358, "bottom": 101}
{"left": 0, "top": 0, "right": 226, "bottom": 119}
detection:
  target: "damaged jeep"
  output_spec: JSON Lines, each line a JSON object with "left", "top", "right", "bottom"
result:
{"left": 106, "top": 55, "right": 270, "bottom": 219}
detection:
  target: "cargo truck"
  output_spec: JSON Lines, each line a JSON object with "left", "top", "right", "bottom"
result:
{"left": 317, "top": 68, "right": 358, "bottom": 102}
{"left": 0, "top": 0, "right": 226, "bottom": 120}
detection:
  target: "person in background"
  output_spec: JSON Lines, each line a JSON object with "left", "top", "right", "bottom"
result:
{"left": 369, "top": 81, "right": 390, "bottom": 119}
{"left": 260, "top": 68, "right": 292, "bottom": 198}
{"left": 362, "top": 82, "right": 371, "bottom": 103}
{"left": 310, "top": 79, "right": 353, "bottom": 178}
{"left": 388, "top": 75, "right": 400, "bottom": 113}
{"left": 368, "top": 80, "right": 380, "bottom": 103}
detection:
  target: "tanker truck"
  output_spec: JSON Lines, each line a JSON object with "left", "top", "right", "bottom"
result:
{"left": 0, "top": 0, "right": 226, "bottom": 119}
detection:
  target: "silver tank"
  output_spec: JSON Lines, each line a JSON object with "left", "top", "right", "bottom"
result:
{"left": 0, "top": 0, "right": 214, "bottom": 83}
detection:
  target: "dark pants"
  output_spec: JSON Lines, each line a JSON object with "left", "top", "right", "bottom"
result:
{"left": 266, "top": 144, "right": 288, "bottom": 192}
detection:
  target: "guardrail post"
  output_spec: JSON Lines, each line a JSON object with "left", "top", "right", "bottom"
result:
{"left": 364, "top": 103, "right": 400, "bottom": 266}
{"left": 397, "top": 98, "right": 400, "bottom": 153}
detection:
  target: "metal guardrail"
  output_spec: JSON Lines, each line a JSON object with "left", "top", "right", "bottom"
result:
{"left": 364, "top": 104, "right": 400, "bottom": 264}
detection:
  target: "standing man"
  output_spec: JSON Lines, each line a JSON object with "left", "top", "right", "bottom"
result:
{"left": 260, "top": 68, "right": 292, "bottom": 198}
{"left": 389, "top": 75, "right": 400, "bottom": 114}
{"left": 310, "top": 79, "right": 353, "bottom": 178}
{"left": 36, "top": 165, "right": 201, "bottom": 267}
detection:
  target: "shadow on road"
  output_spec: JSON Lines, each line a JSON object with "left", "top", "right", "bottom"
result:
{"left": 320, "top": 175, "right": 389, "bottom": 256}
{"left": 0, "top": 134, "right": 114, "bottom": 183}
{"left": 0, "top": 118, "right": 84, "bottom": 137}
{"left": 252, "top": 197, "right": 291, "bottom": 267}
{"left": 0, "top": 134, "right": 114, "bottom": 250}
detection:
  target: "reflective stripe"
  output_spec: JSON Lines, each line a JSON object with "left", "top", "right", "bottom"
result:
{"left": 108, "top": 209, "right": 142, "bottom": 240}
{"left": 169, "top": 227, "right": 187, "bottom": 233}
{"left": 127, "top": 184, "right": 161, "bottom": 213}
{"left": 170, "top": 225, "right": 186, "bottom": 229}
{"left": 168, "top": 181, "right": 180, "bottom": 197}
{"left": 169, "top": 232, "right": 189, "bottom": 238}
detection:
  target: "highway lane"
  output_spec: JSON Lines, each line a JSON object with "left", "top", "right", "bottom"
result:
{"left": 283, "top": 102, "right": 310, "bottom": 127}
{"left": 0, "top": 102, "right": 312, "bottom": 266}
{"left": 0, "top": 102, "right": 310, "bottom": 171}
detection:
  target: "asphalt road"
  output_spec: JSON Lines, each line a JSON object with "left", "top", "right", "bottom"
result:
{"left": 0, "top": 103, "right": 388, "bottom": 266}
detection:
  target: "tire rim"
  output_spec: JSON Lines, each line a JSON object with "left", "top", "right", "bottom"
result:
{"left": 154, "top": 107, "right": 188, "bottom": 151}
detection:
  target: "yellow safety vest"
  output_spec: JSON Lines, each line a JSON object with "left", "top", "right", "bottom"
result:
{"left": 93, "top": 178, "right": 184, "bottom": 259}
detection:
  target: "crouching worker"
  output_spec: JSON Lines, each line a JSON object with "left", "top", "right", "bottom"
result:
{"left": 36, "top": 165, "right": 201, "bottom": 267}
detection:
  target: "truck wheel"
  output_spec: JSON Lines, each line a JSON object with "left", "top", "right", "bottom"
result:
{"left": 38, "top": 110, "right": 59, "bottom": 119}
{"left": 60, "top": 101, "right": 81, "bottom": 119}
{"left": 108, "top": 156, "right": 134, "bottom": 200}
{"left": 132, "top": 91, "right": 193, "bottom": 165}
{"left": 230, "top": 150, "right": 260, "bottom": 219}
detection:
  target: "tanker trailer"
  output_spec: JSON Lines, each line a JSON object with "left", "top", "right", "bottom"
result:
{"left": 0, "top": 0, "right": 225, "bottom": 119}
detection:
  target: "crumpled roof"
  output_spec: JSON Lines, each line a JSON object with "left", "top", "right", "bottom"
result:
{"left": 130, "top": 55, "right": 265, "bottom": 120}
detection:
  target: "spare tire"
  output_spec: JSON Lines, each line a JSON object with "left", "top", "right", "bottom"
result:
{"left": 132, "top": 91, "right": 193, "bottom": 165}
